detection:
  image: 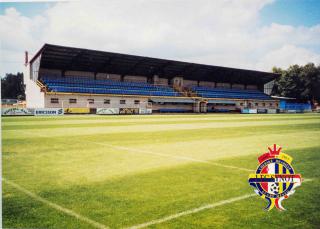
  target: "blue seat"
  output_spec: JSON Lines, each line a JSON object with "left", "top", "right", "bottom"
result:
{"left": 42, "top": 76, "right": 183, "bottom": 97}
{"left": 192, "top": 86, "right": 271, "bottom": 100}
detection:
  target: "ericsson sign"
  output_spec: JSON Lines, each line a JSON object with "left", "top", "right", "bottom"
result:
{"left": 34, "top": 108, "right": 64, "bottom": 116}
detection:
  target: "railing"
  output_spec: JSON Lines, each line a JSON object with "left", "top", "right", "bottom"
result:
{"left": 36, "top": 80, "right": 47, "bottom": 92}
{"left": 1, "top": 103, "right": 26, "bottom": 108}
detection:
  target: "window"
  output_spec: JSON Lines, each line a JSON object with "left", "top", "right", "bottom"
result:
{"left": 269, "top": 103, "right": 273, "bottom": 107}
{"left": 255, "top": 103, "right": 258, "bottom": 106}
{"left": 262, "top": 103, "right": 265, "bottom": 107}
{"left": 69, "top": 98, "right": 77, "bottom": 104}
{"left": 51, "top": 98, "right": 59, "bottom": 104}
{"left": 104, "top": 99, "right": 110, "bottom": 104}
{"left": 88, "top": 99, "right": 94, "bottom": 104}
{"left": 134, "top": 100, "right": 140, "bottom": 105}
{"left": 240, "top": 103, "right": 244, "bottom": 106}
{"left": 120, "top": 100, "right": 126, "bottom": 104}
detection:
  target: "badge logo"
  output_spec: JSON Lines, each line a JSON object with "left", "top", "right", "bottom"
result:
{"left": 248, "top": 144, "right": 302, "bottom": 211}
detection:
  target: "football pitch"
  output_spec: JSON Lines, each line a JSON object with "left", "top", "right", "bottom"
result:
{"left": 2, "top": 113, "right": 320, "bottom": 228}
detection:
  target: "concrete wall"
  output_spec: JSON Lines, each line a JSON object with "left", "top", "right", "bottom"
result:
{"left": 264, "top": 80, "right": 274, "bottom": 95}
{"left": 96, "top": 73, "right": 107, "bottom": 79}
{"left": 153, "top": 75, "right": 168, "bottom": 85}
{"left": 124, "top": 75, "right": 147, "bottom": 83}
{"left": 171, "top": 77, "right": 183, "bottom": 87}
{"left": 65, "top": 71, "right": 94, "bottom": 78}
{"left": 105, "top": 74, "right": 121, "bottom": 81}
{"left": 235, "top": 100, "right": 278, "bottom": 109}
{"left": 232, "top": 84, "right": 245, "bottom": 89}
{"left": 39, "top": 69, "right": 122, "bottom": 81}
{"left": 199, "top": 81, "right": 215, "bottom": 87}
{"left": 44, "top": 94, "right": 149, "bottom": 109}
{"left": 183, "top": 80, "right": 198, "bottom": 87}
{"left": 207, "top": 104, "right": 236, "bottom": 111}
{"left": 39, "top": 68, "right": 62, "bottom": 77}
{"left": 247, "top": 84, "right": 258, "bottom": 90}
{"left": 157, "top": 77, "right": 169, "bottom": 85}
{"left": 25, "top": 65, "right": 45, "bottom": 108}
{"left": 216, "top": 82, "right": 231, "bottom": 88}
{"left": 151, "top": 103, "right": 193, "bottom": 111}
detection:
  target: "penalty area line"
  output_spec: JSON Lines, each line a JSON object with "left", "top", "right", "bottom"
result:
{"left": 125, "top": 193, "right": 256, "bottom": 229}
{"left": 126, "top": 178, "right": 313, "bottom": 229}
{"left": 16, "top": 130, "right": 254, "bottom": 173}
{"left": 2, "top": 178, "right": 110, "bottom": 229}
{"left": 86, "top": 140, "right": 254, "bottom": 172}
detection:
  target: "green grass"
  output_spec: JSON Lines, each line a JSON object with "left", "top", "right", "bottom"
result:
{"left": 2, "top": 113, "right": 320, "bottom": 228}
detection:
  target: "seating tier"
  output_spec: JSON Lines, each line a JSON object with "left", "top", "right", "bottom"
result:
{"left": 42, "top": 76, "right": 181, "bottom": 97}
{"left": 192, "top": 86, "right": 272, "bottom": 100}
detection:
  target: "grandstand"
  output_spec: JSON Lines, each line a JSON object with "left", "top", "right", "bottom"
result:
{"left": 25, "top": 44, "right": 279, "bottom": 113}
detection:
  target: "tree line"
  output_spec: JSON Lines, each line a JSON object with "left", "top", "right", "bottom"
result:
{"left": 1, "top": 72, "right": 25, "bottom": 100}
{"left": 272, "top": 63, "right": 320, "bottom": 104}
{"left": 1, "top": 63, "right": 320, "bottom": 104}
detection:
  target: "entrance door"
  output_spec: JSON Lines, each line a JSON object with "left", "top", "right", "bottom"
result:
{"left": 200, "top": 102, "right": 207, "bottom": 113}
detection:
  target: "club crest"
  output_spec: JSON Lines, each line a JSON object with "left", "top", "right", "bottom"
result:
{"left": 248, "top": 144, "right": 302, "bottom": 211}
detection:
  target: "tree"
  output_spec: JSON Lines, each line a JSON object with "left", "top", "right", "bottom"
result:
{"left": 1, "top": 73, "right": 25, "bottom": 100}
{"left": 272, "top": 63, "right": 320, "bottom": 103}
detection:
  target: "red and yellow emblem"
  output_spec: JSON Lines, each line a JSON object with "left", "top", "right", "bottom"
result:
{"left": 248, "top": 144, "right": 302, "bottom": 211}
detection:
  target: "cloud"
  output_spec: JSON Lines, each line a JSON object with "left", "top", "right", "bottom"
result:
{"left": 1, "top": 0, "right": 319, "bottom": 77}
{"left": 256, "top": 44, "right": 320, "bottom": 70}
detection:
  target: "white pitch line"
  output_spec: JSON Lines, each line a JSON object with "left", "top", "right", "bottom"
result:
{"left": 126, "top": 194, "right": 256, "bottom": 229}
{"left": 86, "top": 140, "right": 254, "bottom": 172}
{"left": 126, "top": 178, "right": 313, "bottom": 229}
{"left": 2, "top": 178, "right": 109, "bottom": 229}
{"left": 16, "top": 130, "right": 254, "bottom": 172}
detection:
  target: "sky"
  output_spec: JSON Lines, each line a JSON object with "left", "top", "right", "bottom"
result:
{"left": 0, "top": 0, "right": 320, "bottom": 77}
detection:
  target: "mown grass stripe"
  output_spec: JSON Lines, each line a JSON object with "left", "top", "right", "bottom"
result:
{"left": 126, "top": 179, "right": 313, "bottom": 229}
{"left": 2, "top": 178, "right": 110, "bottom": 229}
{"left": 85, "top": 140, "right": 254, "bottom": 172}
{"left": 126, "top": 194, "right": 256, "bottom": 229}
{"left": 3, "top": 116, "right": 320, "bottom": 130}
{"left": 2, "top": 113, "right": 318, "bottom": 123}
{"left": 10, "top": 129, "right": 254, "bottom": 173}
{"left": 3, "top": 114, "right": 319, "bottom": 126}
{"left": 4, "top": 118, "right": 319, "bottom": 139}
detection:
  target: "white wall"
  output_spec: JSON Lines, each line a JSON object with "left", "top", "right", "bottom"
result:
{"left": 44, "top": 94, "right": 149, "bottom": 109}
{"left": 232, "top": 84, "right": 245, "bottom": 89}
{"left": 152, "top": 103, "right": 193, "bottom": 111}
{"left": 247, "top": 84, "right": 258, "bottom": 90}
{"left": 24, "top": 65, "right": 45, "bottom": 108}
{"left": 183, "top": 80, "right": 198, "bottom": 87}
{"left": 106, "top": 74, "right": 121, "bottom": 81}
{"left": 96, "top": 73, "right": 107, "bottom": 79}
{"left": 216, "top": 82, "right": 231, "bottom": 88}
{"left": 264, "top": 80, "right": 274, "bottom": 95}
{"left": 124, "top": 75, "right": 147, "bottom": 83}
{"left": 39, "top": 68, "right": 62, "bottom": 77}
{"left": 65, "top": 71, "right": 94, "bottom": 78}
{"left": 157, "top": 78, "right": 168, "bottom": 85}
{"left": 199, "top": 81, "right": 215, "bottom": 87}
